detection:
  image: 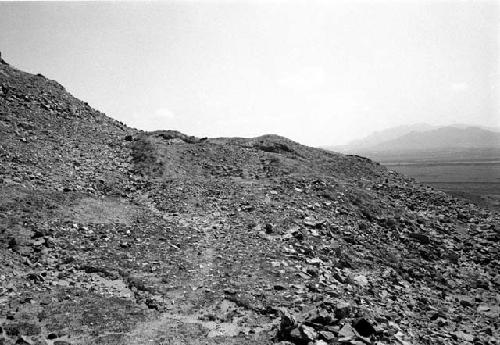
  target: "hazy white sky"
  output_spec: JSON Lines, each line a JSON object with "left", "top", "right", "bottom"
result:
{"left": 0, "top": 1, "right": 498, "bottom": 146}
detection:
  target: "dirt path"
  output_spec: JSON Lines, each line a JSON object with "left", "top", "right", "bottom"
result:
{"left": 122, "top": 209, "right": 273, "bottom": 345}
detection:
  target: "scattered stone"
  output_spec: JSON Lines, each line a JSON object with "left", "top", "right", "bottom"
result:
{"left": 4, "top": 323, "right": 41, "bottom": 337}
{"left": 409, "top": 233, "right": 431, "bottom": 244}
{"left": 274, "top": 284, "right": 287, "bottom": 291}
{"left": 454, "top": 331, "right": 474, "bottom": 342}
{"left": 300, "top": 325, "right": 317, "bottom": 342}
{"left": 319, "top": 330, "right": 336, "bottom": 341}
{"left": 338, "top": 323, "right": 356, "bottom": 340}
{"left": 353, "top": 318, "right": 377, "bottom": 337}
{"left": 289, "top": 327, "right": 307, "bottom": 344}
{"left": 314, "top": 340, "right": 328, "bottom": 345}
{"left": 334, "top": 301, "right": 352, "bottom": 320}
{"left": 53, "top": 341, "right": 72, "bottom": 345}
{"left": 277, "top": 309, "right": 297, "bottom": 340}
{"left": 15, "top": 338, "right": 31, "bottom": 345}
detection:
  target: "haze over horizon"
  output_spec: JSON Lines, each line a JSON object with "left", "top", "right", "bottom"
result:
{"left": 0, "top": 1, "right": 498, "bottom": 146}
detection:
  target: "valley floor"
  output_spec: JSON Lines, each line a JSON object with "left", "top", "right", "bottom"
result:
{"left": 384, "top": 162, "right": 500, "bottom": 212}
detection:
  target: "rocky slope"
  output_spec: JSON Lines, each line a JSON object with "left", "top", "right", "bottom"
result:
{"left": 0, "top": 56, "right": 499, "bottom": 345}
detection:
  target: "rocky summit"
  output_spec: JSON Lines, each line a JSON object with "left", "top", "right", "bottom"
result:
{"left": 0, "top": 56, "right": 499, "bottom": 345}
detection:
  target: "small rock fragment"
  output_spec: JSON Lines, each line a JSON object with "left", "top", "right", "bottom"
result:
{"left": 338, "top": 323, "right": 356, "bottom": 340}
{"left": 335, "top": 301, "right": 352, "bottom": 320}
{"left": 353, "top": 318, "right": 377, "bottom": 337}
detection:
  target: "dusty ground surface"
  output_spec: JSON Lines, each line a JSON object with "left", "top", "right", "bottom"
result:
{"left": 1, "top": 57, "right": 499, "bottom": 345}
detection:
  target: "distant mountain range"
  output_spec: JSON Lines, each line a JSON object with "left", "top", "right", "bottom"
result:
{"left": 324, "top": 124, "right": 500, "bottom": 162}
{"left": 343, "top": 123, "right": 436, "bottom": 149}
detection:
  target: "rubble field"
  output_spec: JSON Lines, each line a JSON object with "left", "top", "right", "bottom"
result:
{"left": 0, "top": 56, "right": 499, "bottom": 345}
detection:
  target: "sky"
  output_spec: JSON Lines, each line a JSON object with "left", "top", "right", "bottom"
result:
{"left": 0, "top": 1, "right": 498, "bottom": 146}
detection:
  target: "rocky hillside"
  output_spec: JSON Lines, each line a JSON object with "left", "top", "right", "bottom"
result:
{"left": 1, "top": 56, "right": 499, "bottom": 345}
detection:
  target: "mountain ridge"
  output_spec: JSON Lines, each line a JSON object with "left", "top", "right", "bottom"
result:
{"left": 367, "top": 126, "right": 500, "bottom": 151}
{"left": 342, "top": 123, "right": 436, "bottom": 149}
{"left": 325, "top": 124, "right": 500, "bottom": 152}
